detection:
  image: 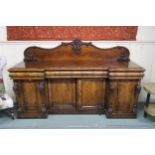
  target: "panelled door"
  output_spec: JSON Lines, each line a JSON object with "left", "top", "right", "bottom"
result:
{"left": 77, "top": 79, "right": 106, "bottom": 113}
{"left": 14, "top": 80, "right": 48, "bottom": 118}
{"left": 47, "top": 78, "right": 106, "bottom": 113}
{"left": 48, "top": 79, "right": 76, "bottom": 113}
{"left": 106, "top": 80, "right": 140, "bottom": 117}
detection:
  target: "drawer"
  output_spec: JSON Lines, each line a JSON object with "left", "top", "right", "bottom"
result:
{"left": 45, "top": 71, "right": 108, "bottom": 78}
{"left": 9, "top": 72, "right": 44, "bottom": 80}
{"left": 109, "top": 71, "right": 144, "bottom": 79}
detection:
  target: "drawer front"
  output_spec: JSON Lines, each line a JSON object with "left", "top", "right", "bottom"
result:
{"left": 46, "top": 71, "right": 108, "bottom": 78}
{"left": 10, "top": 72, "right": 44, "bottom": 80}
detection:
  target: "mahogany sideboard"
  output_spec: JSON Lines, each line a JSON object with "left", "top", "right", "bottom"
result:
{"left": 8, "top": 40, "right": 145, "bottom": 119}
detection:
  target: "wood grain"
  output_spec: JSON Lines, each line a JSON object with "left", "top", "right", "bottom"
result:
{"left": 9, "top": 40, "right": 145, "bottom": 118}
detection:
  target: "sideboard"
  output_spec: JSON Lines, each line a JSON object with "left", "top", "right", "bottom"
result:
{"left": 8, "top": 40, "right": 145, "bottom": 118}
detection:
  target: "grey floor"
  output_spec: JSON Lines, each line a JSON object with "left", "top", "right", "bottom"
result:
{"left": 0, "top": 103, "right": 155, "bottom": 129}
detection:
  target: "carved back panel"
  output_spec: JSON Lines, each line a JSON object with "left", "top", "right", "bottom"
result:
{"left": 24, "top": 39, "right": 130, "bottom": 62}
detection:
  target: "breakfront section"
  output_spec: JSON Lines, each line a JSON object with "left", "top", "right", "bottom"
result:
{"left": 105, "top": 70, "right": 144, "bottom": 118}
{"left": 9, "top": 72, "right": 48, "bottom": 118}
{"left": 47, "top": 78, "right": 106, "bottom": 114}
{"left": 46, "top": 70, "right": 107, "bottom": 114}
{"left": 9, "top": 40, "right": 145, "bottom": 119}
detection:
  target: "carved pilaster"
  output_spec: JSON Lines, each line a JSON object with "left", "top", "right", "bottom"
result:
{"left": 135, "top": 82, "right": 141, "bottom": 94}
{"left": 39, "top": 81, "right": 47, "bottom": 113}
{"left": 108, "top": 104, "right": 113, "bottom": 113}
{"left": 41, "top": 104, "right": 47, "bottom": 113}
{"left": 39, "top": 81, "right": 45, "bottom": 94}
{"left": 109, "top": 81, "right": 115, "bottom": 93}
{"left": 133, "top": 82, "right": 141, "bottom": 113}
{"left": 13, "top": 82, "right": 19, "bottom": 93}
{"left": 107, "top": 81, "right": 116, "bottom": 113}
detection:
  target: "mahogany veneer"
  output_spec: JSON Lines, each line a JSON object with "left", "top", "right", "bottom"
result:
{"left": 9, "top": 40, "right": 145, "bottom": 118}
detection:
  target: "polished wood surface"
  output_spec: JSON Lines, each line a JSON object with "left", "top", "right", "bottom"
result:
{"left": 105, "top": 80, "right": 141, "bottom": 118}
{"left": 13, "top": 80, "right": 47, "bottom": 118}
{"left": 77, "top": 79, "right": 105, "bottom": 112}
{"left": 9, "top": 40, "right": 145, "bottom": 118}
{"left": 48, "top": 79, "right": 76, "bottom": 113}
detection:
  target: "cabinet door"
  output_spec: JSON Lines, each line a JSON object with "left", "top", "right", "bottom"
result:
{"left": 77, "top": 79, "right": 106, "bottom": 113}
{"left": 14, "top": 80, "right": 47, "bottom": 118}
{"left": 48, "top": 79, "right": 76, "bottom": 113}
{"left": 106, "top": 80, "right": 141, "bottom": 118}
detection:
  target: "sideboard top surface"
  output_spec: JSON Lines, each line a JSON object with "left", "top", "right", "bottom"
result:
{"left": 9, "top": 40, "right": 145, "bottom": 72}
{"left": 9, "top": 61, "right": 144, "bottom": 72}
